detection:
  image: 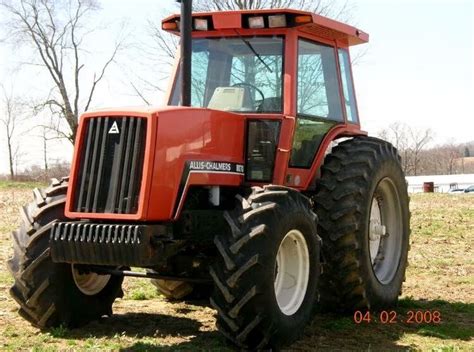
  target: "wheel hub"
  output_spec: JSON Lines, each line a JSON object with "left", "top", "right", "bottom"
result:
{"left": 369, "top": 223, "right": 386, "bottom": 241}
{"left": 274, "top": 230, "right": 310, "bottom": 316}
{"left": 369, "top": 200, "right": 383, "bottom": 263}
{"left": 72, "top": 265, "right": 111, "bottom": 296}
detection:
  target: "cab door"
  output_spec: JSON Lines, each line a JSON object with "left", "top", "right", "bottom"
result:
{"left": 289, "top": 38, "right": 344, "bottom": 170}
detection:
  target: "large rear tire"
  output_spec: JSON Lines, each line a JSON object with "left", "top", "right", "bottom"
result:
{"left": 315, "top": 137, "right": 410, "bottom": 310}
{"left": 7, "top": 178, "right": 124, "bottom": 328}
{"left": 211, "top": 186, "right": 320, "bottom": 349}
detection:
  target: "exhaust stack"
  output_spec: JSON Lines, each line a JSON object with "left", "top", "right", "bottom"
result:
{"left": 177, "top": 0, "right": 192, "bottom": 107}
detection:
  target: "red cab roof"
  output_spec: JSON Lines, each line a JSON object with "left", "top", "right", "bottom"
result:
{"left": 162, "top": 9, "right": 368, "bottom": 46}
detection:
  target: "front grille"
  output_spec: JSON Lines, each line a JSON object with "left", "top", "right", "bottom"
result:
{"left": 73, "top": 117, "right": 147, "bottom": 214}
{"left": 50, "top": 222, "right": 166, "bottom": 266}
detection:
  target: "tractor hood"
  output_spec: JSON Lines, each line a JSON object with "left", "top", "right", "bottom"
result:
{"left": 81, "top": 105, "right": 192, "bottom": 116}
{"left": 65, "top": 106, "right": 246, "bottom": 221}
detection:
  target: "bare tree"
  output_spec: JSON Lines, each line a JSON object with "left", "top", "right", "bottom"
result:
{"left": 1, "top": 0, "right": 124, "bottom": 143}
{"left": 444, "top": 145, "right": 461, "bottom": 175}
{"left": 409, "top": 128, "right": 433, "bottom": 176}
{"left": 380, "top": 125, "right": 474, "bottom": 176}
{"left": 419, "top": 143, "right": 466, "bottom": 176}
{"left": 41, "top": 126, "right": 49, "bottom": 172}
{"left": 192, "top": 0, "right": 354, "bottom": 19}
{"left": 378, "top": 122, "right": 433, "bottom": 176}
{"left": 0, "top": 86, "right": 25, "bottom": 180}
{"left": 378, "top": 122, "right": 410, "bottom": 173}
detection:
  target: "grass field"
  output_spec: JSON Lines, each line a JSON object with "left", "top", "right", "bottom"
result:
{"left": 0, "top": 182, "right": 472, "bottom": 351}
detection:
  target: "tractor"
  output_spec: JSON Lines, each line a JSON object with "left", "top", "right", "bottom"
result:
{"left": 7, "top": 1, "right": 410, "bottom": 349}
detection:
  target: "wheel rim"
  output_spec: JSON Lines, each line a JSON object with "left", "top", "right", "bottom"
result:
{"left": 72, "top": 265, "right": 111, "bottom": 296}
{"left": 369, "top": 177, "right": 403, "bottom": 284}
{"left": 274, "top": 229, "right": 310, "bottom": 316}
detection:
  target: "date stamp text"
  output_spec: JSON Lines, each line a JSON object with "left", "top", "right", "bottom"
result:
{"left": 353, "top": 310, "right": 442, "bottom": 324}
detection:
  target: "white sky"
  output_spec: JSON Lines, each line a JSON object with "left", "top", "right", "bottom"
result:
{"left": 0, "top": 0, "right": 473, "bottom": 174}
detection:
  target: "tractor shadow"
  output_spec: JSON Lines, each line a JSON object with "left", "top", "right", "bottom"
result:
{"left": 59, "top": 312, "right": 228, "bottom": 350}
{"left": 64, "top": 312, "right": 202, "bottom": 338}
{"left": 53, "top": 298, "right": 472, "bottom": 351}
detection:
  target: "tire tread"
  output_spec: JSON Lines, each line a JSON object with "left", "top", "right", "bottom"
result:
{"left": 8, "top": 178, "right": 122, "bottom": 329}
{"left": 211, "top": 186, "right": 318, "bottom": 349}
{"left": 315, "top": 136, "right": 409, "bottom": 311}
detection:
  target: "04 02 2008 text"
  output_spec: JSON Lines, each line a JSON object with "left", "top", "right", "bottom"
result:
{"left": 353, "top": 310, "right": 442, "bottom": 324}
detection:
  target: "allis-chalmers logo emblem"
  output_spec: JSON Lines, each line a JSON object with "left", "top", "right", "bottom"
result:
{"left": 108, "top": 122, "right": 120, "bottom": 134}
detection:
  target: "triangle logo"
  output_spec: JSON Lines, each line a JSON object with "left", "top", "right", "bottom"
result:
{"left": 108, "top": 121, "right": 120, "bottom": 134}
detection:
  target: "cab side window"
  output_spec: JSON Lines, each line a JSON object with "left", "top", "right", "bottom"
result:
{"left": 290, "top": 39, "right": 343, "bottom": 168}
{"left": 338, "top": 49, "right": 359, "bottom": 123}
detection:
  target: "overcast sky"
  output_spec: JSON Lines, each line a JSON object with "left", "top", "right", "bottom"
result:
{"left": 0, "top": 0, "right": 472, "bottom": 175}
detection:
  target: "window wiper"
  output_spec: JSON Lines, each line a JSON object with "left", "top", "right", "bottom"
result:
{"left": 234, "top": 30, "right": 273, "bottom": 73}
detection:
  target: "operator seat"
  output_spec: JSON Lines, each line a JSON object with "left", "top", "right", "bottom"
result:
{"left": 257, "top": 97, "right": 281, "bottom": 112}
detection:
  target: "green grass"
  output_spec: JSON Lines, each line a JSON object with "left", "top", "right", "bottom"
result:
{"left": 49, "top": 325, "right": 69, "bottom": 338}
{"left": 0, "top": 271, "right": 13, "bottom": 285}
{"left": 125, "top": 278, "right": 161, "bottom": 301}
{"left": 321, "top": 316, "right": 354, "bottom": 331}
{"left": 3, "top": 326, "right": 19, "bottom": 338}
{"left": 129, "top": 290, "right": 149, "bottom": 301}
{"left": 430, "top": 346, "right": 463, "bottom": 352}
{"left": 398, "top": 297, "right": 426, "bottom": 309}
{"left": 417, "top": 324, "right": 473, "bottom": 340}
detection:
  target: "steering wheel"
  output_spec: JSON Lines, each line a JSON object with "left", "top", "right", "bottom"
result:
{"left": 232, "top": 82, "right": 265, "bottom": 109}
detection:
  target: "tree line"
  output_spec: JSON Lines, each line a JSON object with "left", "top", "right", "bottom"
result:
{"left": 378, "top": 122, "right": 474, "bottom": 176}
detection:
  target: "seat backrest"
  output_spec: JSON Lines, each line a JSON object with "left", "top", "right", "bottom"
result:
{"left": 257, "top": 97, "right": 282, "bottom": 112}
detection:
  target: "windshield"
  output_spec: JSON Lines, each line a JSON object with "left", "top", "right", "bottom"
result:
{"left": 171, "top": 36, "right": 284, "bottom": 113}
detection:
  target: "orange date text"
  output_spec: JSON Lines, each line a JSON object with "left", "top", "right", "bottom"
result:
{"left": 353, "top": 310, "right": 441, "bottom": 324}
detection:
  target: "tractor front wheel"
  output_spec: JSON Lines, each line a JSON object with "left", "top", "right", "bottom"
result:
{"left": 211, "top": 186, "right": 320, "bottom": 349}
{"left": 7, "top": 178, "right": 124, "bottom": 328}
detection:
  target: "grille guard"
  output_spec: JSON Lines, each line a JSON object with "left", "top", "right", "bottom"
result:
{"left": 50, "top": 222, "right": 183, "bottom": 267}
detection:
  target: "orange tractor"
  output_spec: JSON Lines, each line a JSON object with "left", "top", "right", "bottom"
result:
{"left": 8, "top": 1, "right": 410, "bottom": 349}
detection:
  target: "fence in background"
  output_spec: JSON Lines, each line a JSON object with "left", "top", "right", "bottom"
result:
{"left": 406, "top": 174, "right": 474, "bottom": 193}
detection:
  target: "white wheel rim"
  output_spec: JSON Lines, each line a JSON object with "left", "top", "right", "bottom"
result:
{"left": 369, "top": 178, "right": 403, "bottom": 284}
{"left": 274, "top": 229, "right": 310, "bottom": 316}
{"left": 72, "top": 265, "right": 111, "bottom": 296}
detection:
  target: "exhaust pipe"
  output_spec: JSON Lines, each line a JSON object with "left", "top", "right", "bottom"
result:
{"left": 177, "top": 0, "right": 192, "bottom": 106}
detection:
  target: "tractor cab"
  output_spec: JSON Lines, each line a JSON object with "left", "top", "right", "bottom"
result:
{"left": 163, "top": 10, "right": 367, "bottom": 113}
{"left": 163, "top": 9, "right": 368, "bottom": 188}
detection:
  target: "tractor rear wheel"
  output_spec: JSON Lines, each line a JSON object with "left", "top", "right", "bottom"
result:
{"left": 211, "top": 186, "right": 320, "bottom": 349}
{"left": 7, "top": 178, "right": 124, "bottom": 328}
{"left": 315, "top": 137, "right": 410, "bottom": 311}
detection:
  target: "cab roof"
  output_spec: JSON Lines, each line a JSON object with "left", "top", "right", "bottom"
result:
{"left": 162, "top": 8, "right": 368, "bottom": 46}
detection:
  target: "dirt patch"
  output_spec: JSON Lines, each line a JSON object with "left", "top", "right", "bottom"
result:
{"left": 0, "top": 185, "right": 472, "bottom": 351}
